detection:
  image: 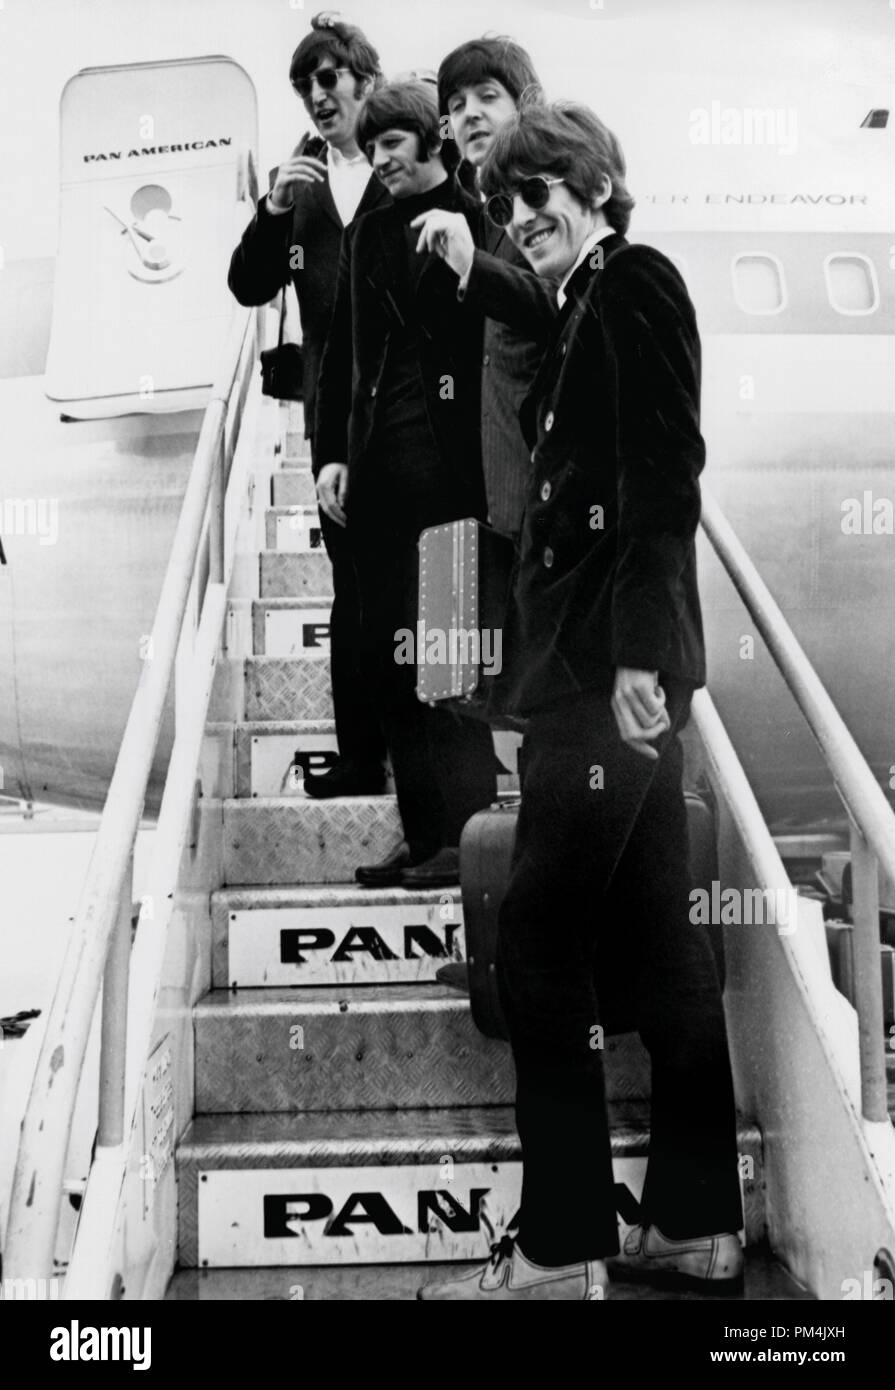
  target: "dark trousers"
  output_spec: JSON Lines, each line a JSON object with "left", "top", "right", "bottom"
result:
{"left": 316, "top": 505, "right": 387, "bottom": 772}
{"left": 353, "top": 518, "right": 497, "bottom": 857}
{"left": 497, "top": 686, "right": 743, "bottom": 1265}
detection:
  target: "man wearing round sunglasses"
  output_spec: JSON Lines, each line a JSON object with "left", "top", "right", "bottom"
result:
{"left": 417, "top": 102, "right": 743, "bottom": 1300}
{"left": 229, "top": 12, "right": 390, "bottom": 801}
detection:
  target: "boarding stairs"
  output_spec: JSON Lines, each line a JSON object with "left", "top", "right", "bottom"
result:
{"left": 5, "top": 308, "right": 895, "bottom": 1303}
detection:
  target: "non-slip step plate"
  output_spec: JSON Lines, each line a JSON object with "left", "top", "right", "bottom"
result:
{"left": 193, "top": 985, "right": 513, "bottom": 1114}
{"left": 244, "top": 656, "right": 332, "bottom": 722}
{"left": 213, "top": 884, "right": 462, "bottom": 987}
{"left": 223, "top": 796, "right": 403, "bottom": 885}
{"left": 272, "top": 470, "right": 318, "bottom": 507}
{"left": 176, "top": 1106, "right": 765, "bottom": 1267}
{"left": 260, "top": 550, "right": 333, "bottom": 598}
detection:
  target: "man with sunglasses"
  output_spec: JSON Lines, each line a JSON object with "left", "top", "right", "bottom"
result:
{"left": 228, "top": 12, "right": 389, "bottom": 800}
{"left": 417, "top": 103, "right": 743, "bottom": 1300}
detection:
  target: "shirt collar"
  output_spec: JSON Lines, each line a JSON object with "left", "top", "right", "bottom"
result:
{"left": 328, "top": 144, "right": 368, "bottom": 169}
{"left": 556, "top": 224, "right": 615, "bottom": 308}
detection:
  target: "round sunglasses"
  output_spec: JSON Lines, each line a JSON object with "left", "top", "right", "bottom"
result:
{"left": 486, "top": 176, "right": 565, "bottom": 227}
{"left": 292, "top": 66, "right": 351, "bottom": 99}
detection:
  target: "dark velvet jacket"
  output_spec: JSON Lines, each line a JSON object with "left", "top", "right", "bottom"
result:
{"left": 314, "top": 178, "right": 488, "bottom": 522}
{"left": 467, "top": 232, "right": 707, "bottom": 715}
{"left": 226, "top": 137, "right": 390, "bottom": 451}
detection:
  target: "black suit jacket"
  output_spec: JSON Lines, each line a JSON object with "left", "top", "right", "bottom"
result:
{"left": 314, "top": 180, "right": 487, "bottom": 521}
{"left": 227, "top": 139, "right": 390, "bottom": 446}
{"left": 477, "top": 222, "right": 555, "bottom": 537}
{"left": 469, "top": 232, "right": 707, "bottom": 715}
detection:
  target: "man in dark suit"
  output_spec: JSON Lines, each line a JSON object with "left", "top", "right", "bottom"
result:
{"left": 417, "top": 103, "right": 743, "bottom": 1300}
{"left": 314, "top": 81, "right": 497, "bottom": 889}
{"left": 228, "top": 13, "right": 389, "bottom": 799}
{"left": 436, "top": 37, "right": 553, "bottom": 540}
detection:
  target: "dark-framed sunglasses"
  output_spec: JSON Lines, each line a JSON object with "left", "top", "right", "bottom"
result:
{"left": 292, "top": 66, "right": 351, "bottom": 99}
{"left": 486, "top": 175, "right": 565, "bottom": 227}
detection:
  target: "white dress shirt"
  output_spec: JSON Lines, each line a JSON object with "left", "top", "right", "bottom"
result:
{"left": 326, "top": 144, "right": 372, "bottom": 226}
{"left": 556, "top": 223, "right": 616, "bottom": 308}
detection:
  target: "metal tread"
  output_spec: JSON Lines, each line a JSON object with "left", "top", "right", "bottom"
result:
{"left": 178, "top": 1103, "right": 762, "bottom": 1164}
{"left": 235, "top": 719, "right": 336, "bottom": 737}
{"left": 212, "top": 882, "right": 461, "bottom": 910}
{"left": 249, "top": 597, "right": 332, "bottom": 611}
{"left": 194, "top": 983, "right": 476, "bottom": 1016}
{"left": 166, "top": 1244, "right": 813, "bottom": 1301}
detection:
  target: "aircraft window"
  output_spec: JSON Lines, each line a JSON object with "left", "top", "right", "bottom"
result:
{"left": 860, "top": 109, "right": 889, "bottom": 128}
{"left": 824, "top": 254, "right": 879, "bottom": 315}
{"left": 732, "top": 254, "right": 786, "bottom": 315}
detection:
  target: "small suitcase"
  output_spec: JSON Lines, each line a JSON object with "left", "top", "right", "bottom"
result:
{"left": 417, "top": 517, "right": 518, "bottom": 724}
{"left": 460, "top": 787, "right": 724, "bottom": 1040}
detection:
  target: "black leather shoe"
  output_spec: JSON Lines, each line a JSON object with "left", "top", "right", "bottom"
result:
{"left": 355, "top": 841, "right": 413, "bottom": 888}
{"left": 304, "top": 761, "right": 386, "bottom": 799}
{"left": 435, "top": 962, "right": 470, "bottom": 992}
{"left": 401, "top": 846, "right": 461, "bottom": 888}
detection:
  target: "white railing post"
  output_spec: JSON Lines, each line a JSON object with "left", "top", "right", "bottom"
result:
{"left": 850, "top": 826, "right": 889, "bottom": 1123}
{"left": 97, "top": 851, "right": 133, "bottom": 1148}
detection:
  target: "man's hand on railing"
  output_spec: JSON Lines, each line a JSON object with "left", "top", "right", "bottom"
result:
{"left": 611, "top": 667, "right": 671, "bottom": 760}
{"left": 316, "top": 462, "right": 349, "bottom": 527}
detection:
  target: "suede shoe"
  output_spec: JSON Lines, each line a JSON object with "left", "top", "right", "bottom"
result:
{"left": 418, "top": 1234, "right": 609, "bottom": 1301}
{"left": 355, "top": 841, "right": 413, "bottom": 888}
{"left": 611, "top": 1224, "right": 744, "bottom": 1291}
{"left": 400, "top": 846, "right": 460, "bottom": 888}
{"left": 303, "top": 761, "right": 386, "bottom": 799}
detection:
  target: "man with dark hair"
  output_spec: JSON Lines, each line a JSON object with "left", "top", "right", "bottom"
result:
{"left": 432, "top": 35, "right": 551, "bottom": 539}
{"left": 418, "top": 103, "right": 743, "bottom": 1300}
{"left": 314, "top": 81, "right": 497, "bottom": 890}
{"left": 228, "top": 12, "right": 389, "bottom": 799}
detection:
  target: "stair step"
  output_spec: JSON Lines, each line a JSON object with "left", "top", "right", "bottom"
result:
{"left": 223, "top": 795, "right": 402, "bottom": 885}
{"left": 175, "top": 1106, "right": 765, "bottom": 1268}
{"left": 250, "top": 597, "right": 332, "bottom": 658}
{"left": 194, "top": 984, "right": 652, "bottom": 1110}
{"left": 211, "top": 883, "right": 463, "bottom": 987}
{"left": 235, "top": 720, "right": 340, "bottom": 799}
{"left": 193, "top": 984, "right": 518, "bottom": 1113}
{"left": 260, "top": 550, "right": 333, "bottom": 598}
{"left": 167, "top": 1244, "right": 813, "bottom": 1300}
{"left": 273, "top": 469, "right": 317, "bottom": 507}
{"left": 244, "top": 655, "right": 332, "bottom": 722}
{"left": 266, "top": 506, "right": 323, "bottom": 553}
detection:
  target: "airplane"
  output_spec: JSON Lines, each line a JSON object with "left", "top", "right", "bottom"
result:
{"left": 2, "top": 0, "right": 895, "bottom": 1311}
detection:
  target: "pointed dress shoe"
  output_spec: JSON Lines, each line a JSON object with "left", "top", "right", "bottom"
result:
{"left": 435, "top": 961, "right": 470, "bottom": 991}
{"left": 355, "top": 841, "right": 413, "bottom": 888}
{"left": 611, "top": 1224, "right": 744, "bottom": 1291}
{"left": 400, "top": 846, "right": 460, "bottom": 888}
{"left": 418, "top": 1234, "right": 609, "bottom": 1301}
{"left": 303, "top": 761, "right": 386, "bottom": 799}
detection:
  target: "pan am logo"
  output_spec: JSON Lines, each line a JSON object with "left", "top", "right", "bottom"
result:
{"left": 83, "top": 137, "right": 232, "bottom": 162}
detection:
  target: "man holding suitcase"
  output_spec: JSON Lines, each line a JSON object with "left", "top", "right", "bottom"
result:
{"left": 415, "top": 102, "right": 744, "bottom": 1300}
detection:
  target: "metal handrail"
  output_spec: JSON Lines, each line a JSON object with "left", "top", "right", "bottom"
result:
{"left": 700, "top": 486, "right": 892, "bottom": 1122}
{"left": 4, "top": 304, "right": 260, "bottom": 1284}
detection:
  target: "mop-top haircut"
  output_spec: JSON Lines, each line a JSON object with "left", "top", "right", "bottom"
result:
{"left": 479, "top": 101, "right": 635, "bottom": 235}
{"left": 437, "top": 34, "right": 543, "bottom": 115}
{"left": 289, "top": 11, "right": 383, "bottom": 92}
{"left": 356, "top": 80, "right": 444, "bottom": 162}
